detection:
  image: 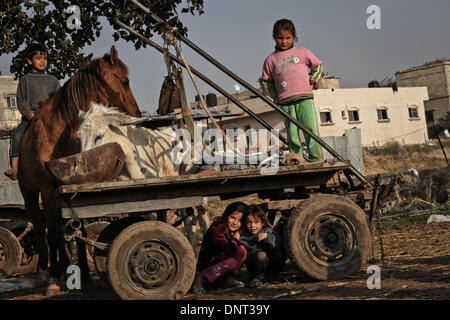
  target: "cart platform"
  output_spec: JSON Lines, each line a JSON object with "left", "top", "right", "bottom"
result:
{"left": 55, "top": 160, "right": 351, "bottom": 219}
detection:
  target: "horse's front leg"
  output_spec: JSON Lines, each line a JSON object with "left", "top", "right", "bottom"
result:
{"left": 77, "top": 224, "right": 91, "bottom": 283}
{"left": 19, "top": 185, "right": 48, "bottom": 280}
{"left": 41, "top": 191, "right": 69, "bottom": 295}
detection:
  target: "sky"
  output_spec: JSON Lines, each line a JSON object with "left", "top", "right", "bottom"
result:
{"left": 1, "top": 0, "right": 450, "bottom": 114}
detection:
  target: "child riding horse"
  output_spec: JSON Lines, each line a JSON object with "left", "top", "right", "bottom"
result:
{"left": 17, "top": 46, "right": 141, "bottom": 295}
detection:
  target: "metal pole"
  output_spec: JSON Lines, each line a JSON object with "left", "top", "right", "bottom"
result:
{"left": 114, "top": 19, "right": 288, "bottom": 146}
{"left": 128, "top": 0, "right": 372, "bottom": 186}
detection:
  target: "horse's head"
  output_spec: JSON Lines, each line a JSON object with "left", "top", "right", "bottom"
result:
{"left": 97, "top": 46, "right": 141, "bottom": 117}
{"left": 78, "top": 102, "right": 148, "bottom": 151}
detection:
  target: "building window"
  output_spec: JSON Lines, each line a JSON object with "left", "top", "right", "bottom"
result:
{"left": 408, "top": 106, "right": 419, "bottom": 119}
{"left": 6, "top": 95, "right": 17, "bottom": 108}
{"left": 320, "top": 111, "right": 333, "bottom": 124}
{"left": 348, "top": 110, "right": 360, "bottom": 122}
{"left": 377, "top": 108, "right": 389, "bottom": 121}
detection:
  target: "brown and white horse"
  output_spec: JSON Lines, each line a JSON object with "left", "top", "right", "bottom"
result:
{"left": 17, "top": 46, "right": 141, "bottom": 294}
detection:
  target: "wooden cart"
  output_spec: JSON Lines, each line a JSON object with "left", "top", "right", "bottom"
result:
{"left": 55, "top": 160, "right": 374, "bottom": 300}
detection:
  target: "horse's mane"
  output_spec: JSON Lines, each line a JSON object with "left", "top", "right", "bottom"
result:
{"left": 58, "top": 54, "right": 128, "bottom": 129}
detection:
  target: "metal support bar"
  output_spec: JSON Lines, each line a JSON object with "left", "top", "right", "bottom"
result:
{"left": 126, "top": 0, "right": 372, "bottom": 186}
{"left": 75, "top": 234, "right": 109, "bottom": 251}
{"left": 369, "top": 175, "right": 381, "bottom": 224}
{"left": 114, "top": 19, "right": 288, "bottom": 146}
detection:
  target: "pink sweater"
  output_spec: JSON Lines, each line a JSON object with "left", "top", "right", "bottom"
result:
{"left": 262, "top": 46, "right": 322, "bottom": 103}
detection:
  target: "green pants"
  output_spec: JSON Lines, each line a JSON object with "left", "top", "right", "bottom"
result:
{"left": 282, "top": 99, "right": 323, "bottom": 162}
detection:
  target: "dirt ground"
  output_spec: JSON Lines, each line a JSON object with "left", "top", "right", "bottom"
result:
{"left": 0, "top": 201, "right": 448, "bottom": 301}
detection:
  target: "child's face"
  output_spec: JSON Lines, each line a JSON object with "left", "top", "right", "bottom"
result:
{"left": 246, "top": 214, "right": 264, "bottom": 235}
{"left": 226, "top": 211, "right": 243, "bottom": 232}
{"left": 27, "top": 51, "right": 48, "bottom": 72}
{"left": 275, "top": 30, "right": 294, "bottom": 51}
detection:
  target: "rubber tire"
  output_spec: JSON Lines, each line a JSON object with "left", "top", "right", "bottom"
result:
{"left": 0, "top": 227, "right": 22, "bottom": 279}
{"left": 94, "top": 217, "right": 144, "bottom": 283}
{"left": 107, "top": 221, "right": 195, "bottom": 300}
{"left": 84, "top": 221, "right": 110, "bottom": 273}
{"left": 284, "top": 194, "right": 372, "bottom": 280}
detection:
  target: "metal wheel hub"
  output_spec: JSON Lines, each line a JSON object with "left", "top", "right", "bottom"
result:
{"left": 308, "top": 215, "right": 353, "bottom": 261}
{"left": 128, "top": 241, "right": 177, "bottom": 289}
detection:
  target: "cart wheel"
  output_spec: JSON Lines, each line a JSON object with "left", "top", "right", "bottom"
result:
{"left": 85, "top": 221, "right": 110, "bottom": 273}
{"left": 94, "top": 217, "right": 144, "bottom": 283}
{"left": 107, "top": 221, "right": 195, "bottom": 300}
{"left": 0, "top": 227, "right": 22, "bottom": 279}
{"left": 284, "top": 195, "right": 372, "bottom": 280}
{"left": 14, "top": 229, "right": 38, "bottom": 276}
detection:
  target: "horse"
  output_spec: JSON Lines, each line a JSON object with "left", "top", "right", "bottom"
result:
{"left": 77, "top": 102, "right": 180, "bottom": 180}
{"left": 17, "top": 46, "right": 141, "bottom": 295}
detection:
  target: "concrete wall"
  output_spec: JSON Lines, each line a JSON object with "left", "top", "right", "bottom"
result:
{"left": 396, "top": 61, "right": 450, "bottom": 123}
{"left": 220, "top": 87, "right": 429, "bottom": 148}
{"left": 315, "top": 87, "right": 429, "bottom": 147}
{"left": 0, "top": 137, "right": 24, "bottom": 206}
{"left": 396, "top": 63, "right": 448, "bottom": 99}
{"left": 322, "top": 128, "right": 364, "bottom": 175}
{"left": 424, "top": 96, "right": 450, "bottom": 122}
{"left": 0, "top": 76, "right": 21, "bottom": 131}
{"left": 319, "top": 76, "right": 340, "bottom": 89}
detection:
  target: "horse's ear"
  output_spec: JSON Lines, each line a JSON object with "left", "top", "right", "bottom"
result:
{"left": 110, "top": 46, "right": 119, "bottom": 66}
{"left": 78, "top": 110, "right": 86, "bottom": 122}
{"left": 107, "top": 113, "right": 151, "bottom": 126}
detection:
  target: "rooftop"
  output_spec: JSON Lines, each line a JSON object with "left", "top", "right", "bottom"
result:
{"left": 396, "top": 59, "right": 450, "bottom": 74}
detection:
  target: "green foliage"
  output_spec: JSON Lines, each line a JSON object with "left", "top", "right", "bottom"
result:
{"left": 0, "top": 0, "right": 204, "bottom": 80}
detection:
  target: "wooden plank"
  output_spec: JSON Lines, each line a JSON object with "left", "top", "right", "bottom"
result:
{"left": 61, "top": 196, "right": 203, "bottom": 219}
{"left": 58, "top": 170, "right": 338, "bottom": 208}
{"left": 266, "top": 199, "right": 303, "bottom": 211}
{"left": 56, "top": 161, "right": 350, "bottom": 195}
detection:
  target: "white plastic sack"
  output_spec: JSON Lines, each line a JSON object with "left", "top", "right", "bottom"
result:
{"left": 427, "top": 214, "right": 450, "bottom": 224}
{"left": 0, "top": 277, "right": 35, "bottom": 293}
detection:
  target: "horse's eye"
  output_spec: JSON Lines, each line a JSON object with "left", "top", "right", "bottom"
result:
{"left": 122, "top": 80, "right": 129, "bottom": 88}
{"left": 94, "top": 135, "right": 103, "bottom": 144}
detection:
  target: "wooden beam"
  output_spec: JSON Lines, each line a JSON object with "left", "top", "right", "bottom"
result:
{"left": 61, "top": 196, "right": 203, "bottom": 219}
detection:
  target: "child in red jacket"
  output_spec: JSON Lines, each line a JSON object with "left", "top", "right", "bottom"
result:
{"left": 192, "top": 202, "right": 248, "bottom": 293}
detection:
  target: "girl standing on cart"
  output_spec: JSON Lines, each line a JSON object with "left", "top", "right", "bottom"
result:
{"left": 261, "top": 19, "right": 324, "bottom": 162}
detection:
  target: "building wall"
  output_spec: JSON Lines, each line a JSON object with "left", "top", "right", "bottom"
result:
{"left": 396, "top": 61, "right": 450, "bottom": 122}
{"left": 220, "top": 87, "right": 429, "bottom": 148}
{"left": 424, "top": 96, "right": 450, "bottom": 122}
{"left": 319, "top": 76, "right": 340, "bottom": 89}
{"left": 315, "top": 88, "right": 429, "bottom": 146}
{"left": 0, "top": 76, "right": 20, "bottom": 131}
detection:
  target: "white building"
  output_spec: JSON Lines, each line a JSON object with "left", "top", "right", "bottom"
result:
{"left": 0, "top": 76, "right": 21, "bottom": 131}
{"left": 215, "top": 86, "right": 429, "bottom": 148}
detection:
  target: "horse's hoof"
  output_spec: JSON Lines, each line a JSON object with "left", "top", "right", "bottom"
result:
{"left": 36, "top": 268, "right": 49, "bottom": 284}
{"left": 45, "top": 278, "right": 62, "bottom": 296}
